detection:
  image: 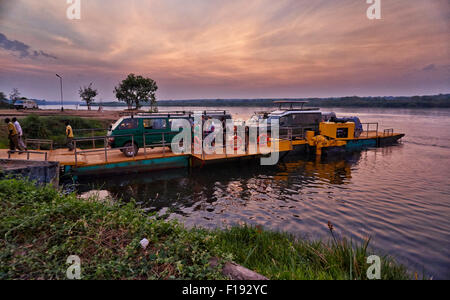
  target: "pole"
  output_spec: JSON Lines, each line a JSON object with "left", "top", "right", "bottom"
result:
{"left": 56, "top": 74, "right": 64, "bottom": 112}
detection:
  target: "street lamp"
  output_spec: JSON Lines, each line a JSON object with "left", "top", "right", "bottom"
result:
{"left": 55, "top": 74, "right": 64, "bottom": 112}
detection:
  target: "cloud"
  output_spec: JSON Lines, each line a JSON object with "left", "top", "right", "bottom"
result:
{"left": 0, "top": 32, "right": 57, "bottom": 59}
{"left": 422, "top": 64, "right": 436, "bottom": 71}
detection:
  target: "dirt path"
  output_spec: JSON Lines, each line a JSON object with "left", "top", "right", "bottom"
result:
{"left": 0, "top": 109, "right": 124, "bottom": 121}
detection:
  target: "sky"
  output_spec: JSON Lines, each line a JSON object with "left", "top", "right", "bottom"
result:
{"left": 0, "top": 0, "right": 449, "bottom": 102}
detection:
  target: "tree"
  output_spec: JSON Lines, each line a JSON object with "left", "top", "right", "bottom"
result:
{"left": 114, "top": 73, "right": 158, "bottom": 110}
{"left": 79, "top": 83, "right": 98, "bottom": 111}
{"left": 0, "top": 92, "right": 6, "bottom": 101}
{"left": 9, "top": 88, "right": 20, "bottom": 104}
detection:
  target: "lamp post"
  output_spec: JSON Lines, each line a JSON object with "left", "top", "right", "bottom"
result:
{"left": 55, "top": 74, "right": 64, "bottom": 112}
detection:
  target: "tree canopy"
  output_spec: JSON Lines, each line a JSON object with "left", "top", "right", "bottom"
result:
{"left": 79, "top": 83, "right": 98, "bottom": 110}
{"left": 114, "top": 74, "right": 158, "bottom": 110}
{"left": 9, "top": 88, "right": 20, "bottom": 104}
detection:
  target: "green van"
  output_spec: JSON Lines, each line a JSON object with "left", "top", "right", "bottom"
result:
{"left": 107, "top": 114, "right": 193, "bottom": 157}
{"left": 108, "top": 111, "right": 232, "bottom": 157}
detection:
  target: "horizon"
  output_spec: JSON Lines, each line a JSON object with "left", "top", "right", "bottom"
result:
{"left": 7, "top": 93, "right": 450, "bottom": 104}
{"left": 1, "top": 0, "right": 449, "bottom": 101}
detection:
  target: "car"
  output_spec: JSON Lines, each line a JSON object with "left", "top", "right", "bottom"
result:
{"left": 14, "top": 99, "right": 38, "bottom": 110}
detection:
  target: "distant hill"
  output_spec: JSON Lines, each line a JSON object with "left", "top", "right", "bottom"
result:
{"left": 156, "top": 94, "right": 450, "bottom": 108}
{"left": 76, "top": 94, "right": 450, "bottom": 108}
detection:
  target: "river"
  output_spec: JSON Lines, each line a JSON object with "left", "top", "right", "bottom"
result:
{"left": 75, "top": 106, "right": 450, "bottom": 279}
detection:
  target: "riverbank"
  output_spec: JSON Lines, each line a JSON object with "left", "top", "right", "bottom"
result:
{"left": 0, "top": 178, "right": 412, "bottom": 280}
{"left": 0, "top": 115, "right": 111, "bottom": 149}
{"left": 0, "top": 108, "right": 120, "bottom": 120}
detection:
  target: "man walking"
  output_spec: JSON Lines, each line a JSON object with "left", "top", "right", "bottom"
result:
{"left": 12, "top": 117, "right": 27, "bottom": 151}
{"left": 5, "top": 118, "right": 22, "bottom": 154}
{"left": 66, "top": 121, "right": 74, "bottom": 151}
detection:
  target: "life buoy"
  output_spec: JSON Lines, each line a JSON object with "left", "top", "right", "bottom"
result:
{"left": 194, "top": 136, "right": 202, "bottom": 152}
{"left": 258, "top": 133, "right": 269, "bottom": 146}
{"left": 234, "top": 135, "right": 243, "bottom": 151}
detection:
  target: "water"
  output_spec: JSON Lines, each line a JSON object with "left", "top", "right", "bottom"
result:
{"left": 76, "top": 107, "right": 450, "bottom": 279}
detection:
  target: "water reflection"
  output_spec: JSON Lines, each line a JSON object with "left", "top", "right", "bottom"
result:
{"left": 77, "top": 152, "right": 362, "bottom": 222}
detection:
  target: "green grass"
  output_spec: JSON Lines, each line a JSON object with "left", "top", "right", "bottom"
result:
{"left": 213, "top": 226, "right": 411, "bottom": 280}
{"left": 0, "top": 115, "right": 109, "bottom": 150}
{"left": 0, "top": 178, "right": 412, "bottom": 280}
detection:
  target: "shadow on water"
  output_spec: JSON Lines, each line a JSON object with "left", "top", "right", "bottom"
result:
{"left": 75, "top": 151, "right": 363, "bottom": 217}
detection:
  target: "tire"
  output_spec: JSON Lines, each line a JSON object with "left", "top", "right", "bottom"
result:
{"left": 123, "top": 142, "right": 139, "bottom": 157}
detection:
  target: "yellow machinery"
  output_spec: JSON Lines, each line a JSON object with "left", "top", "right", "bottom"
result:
{"left": 319, "top": 122, "right": 355, "bottom": 140}
{"left": 305, "top": 122, "right": 355, "bottom": 156}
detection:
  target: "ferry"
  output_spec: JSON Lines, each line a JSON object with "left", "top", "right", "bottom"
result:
{"left": 1, "top": 102, "right": 405, "bottom": 177}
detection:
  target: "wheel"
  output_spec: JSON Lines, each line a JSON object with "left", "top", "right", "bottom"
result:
{"left": 123, "top": 142, "right": 139, "bottom": 157}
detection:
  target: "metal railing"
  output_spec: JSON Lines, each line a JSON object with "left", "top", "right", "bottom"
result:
{"left": 143, "top": 132, "right": 172, "bottom": 157}
{"left": 361, "top": 123, "right": 379, "bottom": 138}
{"left": 73, "top": 134, "right": 133, "bottom": 167}
{"left": 25, "top": 139, "right": 53, "bottom": 150}
{"left": 383, "top": 128, "right": 394, "bottom": 136}
{"left": 7, "top": 150, "right": 48, "bottom": 161}
{"left": 74, "top": 128, "right": 107, "bottom": 148}
{"left": 72, "top": 132, "right": 174, "bottom": 167}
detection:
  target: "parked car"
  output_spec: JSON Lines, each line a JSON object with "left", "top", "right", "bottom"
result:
{"left": 14, "top": 99, "right": 38, "bottom": 110}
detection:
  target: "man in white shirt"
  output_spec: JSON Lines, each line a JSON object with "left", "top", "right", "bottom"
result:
{"left": 12, "top": 117, "right": 27, "bottom": 151}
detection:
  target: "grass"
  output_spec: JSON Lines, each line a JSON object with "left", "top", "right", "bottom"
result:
{"left": 0, "top": 178, "right": 412, "bottom": 280}
{"left": 213, "top": 226, "right": 411, "bottom": 280}
{"left": 0, "top": 115, "right": 110, "bottom": 150}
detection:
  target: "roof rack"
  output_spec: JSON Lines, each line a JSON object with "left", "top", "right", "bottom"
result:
{"left": 273, "top": 101, "right": 309, "bottom": 110}
{"left": 199, "top": 110, "right": 229, "bottom": 115}
{"left": 119, "top": 110, "right": 231, "bottom": 118}
{"left": 136, "top": 110, "right": 193, "bottom": 116}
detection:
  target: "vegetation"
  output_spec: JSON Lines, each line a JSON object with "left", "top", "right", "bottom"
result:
{"left": 9, "top": 88, "right": 20, "bottom": 105}
{"left": 213, "top": 225, "right": 411, "bottom": 280}
{"left": 0, "top": 115, "right": 110, "bottom": 149}
{"left": 0, "top": 178, "right": 413, "bottom": 280}
{"left": 114, "top": 73, "right": 158, "bottom": 111}
{"left": 79, "top": 83, "right": 98, "bottom": 111}
{"left": 0, "top": 92, "right": 10, "bottom": 109}
{"left": 0, "top": 178, "right": 226, "bottom": 280}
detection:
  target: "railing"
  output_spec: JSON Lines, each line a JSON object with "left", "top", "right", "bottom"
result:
{"left": 73, "top": 134, "right": 134, "bottom": 167}
{"left": 143, "top": 132, "right": 171, "bottom": 157}
{"left": 7, "top": 150, "right": 48, "bottom": 161}
{"left": 279, "top": 126, "right": 316, "bottom": 141}
{"left": 25, "top": 139, "right": 53, "bottom": 150}
{"left": 383, "top": 128, "right": 394, "bottom": 136}
{"left": 74, "top": 128, "right": 107, "bottom": 148}
{"left": 72, "top": 133, "right": 174, "bottom": 167}
{"left": 361, "top": 123, "right": 379, "bottom": 138}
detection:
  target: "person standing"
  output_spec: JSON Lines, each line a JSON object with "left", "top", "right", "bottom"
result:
{"left": 12, "top": 117, "right": 27, "bottom": 151}
{"left": 65, "top": 121, "right": 74, "bottom": 151}
{"left": 5, "top": 118, "right": 22, "bottom": 154}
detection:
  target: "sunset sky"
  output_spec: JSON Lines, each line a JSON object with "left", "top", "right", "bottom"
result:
{"left": 0, "top": 0, "right": 449, "bottom": 101}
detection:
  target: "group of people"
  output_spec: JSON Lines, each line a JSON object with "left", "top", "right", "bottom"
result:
{"left": 4, "top": 118, "right": 75, "bottom": 154}
{"left": 4, "top": 118, "right": 27, "bottom": 154}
